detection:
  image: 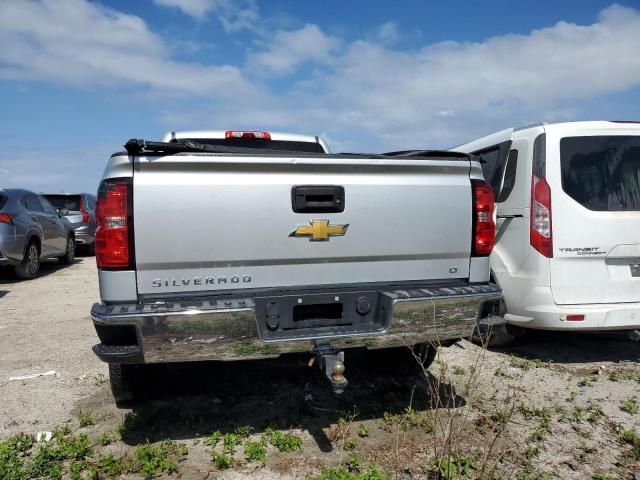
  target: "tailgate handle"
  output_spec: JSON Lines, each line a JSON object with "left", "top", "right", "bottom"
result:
{"left": 292, "top": 186, "right": 345, "bottom": 213}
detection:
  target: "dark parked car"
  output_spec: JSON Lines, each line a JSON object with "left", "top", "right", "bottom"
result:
{"left": 42, "top": 193, "right": 97, "bottom": 254}
{"left": 0, "top": 188, "right": 76, "bottom": 279}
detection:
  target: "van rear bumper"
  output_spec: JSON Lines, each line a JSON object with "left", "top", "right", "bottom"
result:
{"left": 506, "top": 287, "right": 640, "bottom": 331}
{"left": 90, "top": 283, "right": 501, "bottom": 364}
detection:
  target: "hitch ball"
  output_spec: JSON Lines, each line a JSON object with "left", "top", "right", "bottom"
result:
{"left": 332, "top": 360, "right": 346, "bottom": 382}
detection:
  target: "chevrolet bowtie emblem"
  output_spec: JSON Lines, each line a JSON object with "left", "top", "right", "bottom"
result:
{"left": 290, "top": 220, "right": 349, "bottom": 241}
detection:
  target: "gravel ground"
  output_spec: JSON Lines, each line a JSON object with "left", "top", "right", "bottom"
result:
{"left": 1, "top": 258, "right": 639, "bottom": 479}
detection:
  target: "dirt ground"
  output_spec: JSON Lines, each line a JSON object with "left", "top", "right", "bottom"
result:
{"left": 1, "top": 259, "right": 640, "bottom": 479}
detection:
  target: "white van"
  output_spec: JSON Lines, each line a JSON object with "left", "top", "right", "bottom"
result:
{"left": 454, "top": 121, "right": 640, "bottom": 345}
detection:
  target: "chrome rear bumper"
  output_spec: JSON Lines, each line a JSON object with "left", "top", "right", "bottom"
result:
{"left": 91, "top": 283, "right": 501, "bottom": 364}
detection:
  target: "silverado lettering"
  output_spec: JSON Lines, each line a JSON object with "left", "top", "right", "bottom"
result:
{"left": 151, "top": 275, "right": 252, "bottom": 288}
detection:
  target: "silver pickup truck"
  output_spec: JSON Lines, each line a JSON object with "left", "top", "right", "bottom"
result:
{"left": 91, "top": 130, "right": 502, "bottom": 402}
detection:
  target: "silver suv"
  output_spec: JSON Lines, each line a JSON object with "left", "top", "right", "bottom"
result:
{"left": 0, "top": 188, "right": 76, "bottom": 279}
{"left": 42, "top": 193, "right": 97, "bottom": 254}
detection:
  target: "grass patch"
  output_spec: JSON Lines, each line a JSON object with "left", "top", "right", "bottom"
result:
{"left": 357, "top": 424, "right": 369, "bottom": 438}
{"left": 99, "top": 432, "right": 113, "bottom": 446}
{"left": 222, "top": 433, "right": 241, "bottom": 454}
{"left": 135, "top": 441, "right": 181, "bottom": 479}
{"left": 617, "top": 428, "right": 640, "bottom": 461}
{"left": 211, "top": 451, "right": 232, "bottom": 469}
{"left": 244, "top": 440, "right": 267, "bottom": 464}
{"left": 78, "top": 410, "right": 94, "bottom": 427}
{"left": 310, "top": 464, "right": 389, "bottom": 480}
{"left": 621, "top": 398, "right": 639, "bottom": 415}
{"left": 264, "top": 428, "right": 303, "bottom": 452}
{"left": 0, "top": 433, "right": 35, "bottom": 480}
{"left": 428, "top": 452, "right": 476, "bottom": 479}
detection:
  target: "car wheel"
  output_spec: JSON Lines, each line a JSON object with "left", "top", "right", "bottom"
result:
{"left": 15, "top": 241, "right": 40, "bottom": 279}
{"left": 60, "top": 236, "right": 75, "bottom": 265}
{"left": 108, "top": 364, "right": 139, "bottom": 404}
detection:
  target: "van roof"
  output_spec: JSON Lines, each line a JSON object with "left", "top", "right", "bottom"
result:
{"left": 451, "top": 120, "right": 640, "bottom": 153}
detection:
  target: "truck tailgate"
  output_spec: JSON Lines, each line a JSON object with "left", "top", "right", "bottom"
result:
{"left": 133, "top": 154, "right": 472, "bottom": 295}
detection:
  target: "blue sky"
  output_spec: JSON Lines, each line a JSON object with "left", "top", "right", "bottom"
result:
{"left": 1, "top": 0, "right": 640, "bottom": 192}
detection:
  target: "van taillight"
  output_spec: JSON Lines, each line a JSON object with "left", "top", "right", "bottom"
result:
{"left": 530, "top": 175, "right": 552, "bottom": 257}
{"left": 95, "top": 179, "right": 132, "bottom": 269}
{"left": 471, "top": 180, "right": 495, "bottom": 256}
{"left": 0, "top": 213, "right": 13, "bottom": 225}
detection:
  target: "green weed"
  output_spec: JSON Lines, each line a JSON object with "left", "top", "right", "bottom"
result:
{"left": 211, "top": 451, "right": 232, "bottom": 469}
{"left": 0, "top": 433, "right": 35, "bottom": 480}
{"left": 99, "top": 431, "right": 113, "bottom": 446}
{"left": 617, "top": 428, "right": 640, "bottom": 461}
{"left": 264, "top": 428, "right": 303, "bottom": 452}
{"left": 429, "top": 453, "right": 476, "bottom": 480}
{"left": 244, "top": 440, "right": 266, "bottom": 464}
{"left": 222, "top": 433, "right": 241, "bottom": 454}
{"left": 357, "top": 424, "right": 369, "bottom": 438}
{"left": 621, "top": 398, "right": 639, "bottom": 415}
{"left": 135, "top": 441, "right": 179, "bottom": 479}
{"left": 310, "top": 464, "right": 389, "bottom": 480}
{"left": 78, "top": 410, "right": 94, "bottom": 427}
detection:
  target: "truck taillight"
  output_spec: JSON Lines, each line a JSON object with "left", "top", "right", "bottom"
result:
{"left": 0, "top": 213, "right": 13, "bottom": 225}
{"left": 529, "top": 133, "right": 552, "bottom": 258}
{"left": 471, "top": 180, "right": 495, "bottom": 256}
{"left": 225, "top": 130, "right": 271, "bottom": 140}
{"left": 95, "top": 179, "right": 132, "bottom": 269}
{"left": 80, "top": 197, "right": 91, "bottom": 223}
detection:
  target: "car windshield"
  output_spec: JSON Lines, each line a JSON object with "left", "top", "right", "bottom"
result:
{"left": 44, "top": 195, "right": 81, "bottom": 211}
{"left": 560, "top": 135, "right": 640, "bottom": 211}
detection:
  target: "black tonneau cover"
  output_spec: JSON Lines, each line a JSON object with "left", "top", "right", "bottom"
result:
{"left": 122, "top": 138, "right": 475, "bottom": 161}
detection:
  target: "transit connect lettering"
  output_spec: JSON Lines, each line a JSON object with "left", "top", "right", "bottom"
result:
{"left": 151, "top": 275, "right": 252, "bottom": 288}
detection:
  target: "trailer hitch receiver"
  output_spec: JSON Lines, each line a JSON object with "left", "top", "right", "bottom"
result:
{"left": 313, "top": 343, "right": 348, "bottom": 395}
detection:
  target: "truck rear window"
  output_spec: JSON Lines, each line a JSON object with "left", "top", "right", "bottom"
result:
{"left": 560, "top": 136, "right": 640, "bottom": 211}
{"left": 186, "top": 138, "right": 325, "bottom": 153}
{"left": 44, "top": 195, "right": 81, "bottom": 211}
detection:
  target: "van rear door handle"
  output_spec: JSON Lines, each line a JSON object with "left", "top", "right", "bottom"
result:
{"left": 292, "top": 186, "right": 345, "bottom": 213}
{"left": 497, "top": 214, "right": 523, "bottom": 219}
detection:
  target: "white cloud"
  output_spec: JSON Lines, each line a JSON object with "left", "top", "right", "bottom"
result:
{"left": 0, "top": 0, "right": 255, "bottom": 95}
{"left": 248, "top": 24, "right": 342, "bottom": 75}
{"left": 376, "top": 22, "right": 399, "bottom": 44}
{"left": 3, "top": 0, "right": 640, "bottom": 184}
{"left": 298, "top": 4, "right": 640, "bottom": 147}
{"left": 153, "top": 0, "right": 259, "bottom": 31}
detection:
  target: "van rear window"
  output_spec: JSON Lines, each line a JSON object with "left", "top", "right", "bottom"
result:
{"left": 560, "top": 136, "right": 640, "bottom": 211}
{"left": 0, "top": 194, "right": 6, "bottom": 209}
{"left": 44, "top": 195, "right": 81, "bottom": 211}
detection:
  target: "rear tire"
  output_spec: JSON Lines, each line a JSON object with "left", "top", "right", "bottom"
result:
{"left": 476, "top": 330, "right": 516, "bottom": 347}
{"left": 370, "top": 343, "right": 438, "bottom": 375}
{"left": 15, "top": 241, "right": 40, "bottom": 279}
{"left": 108, "top": 364, "right": 138, "bottom": 404}
{"left": 472, "top": 300, "right": 516, "bottom": 347}
{"left": 59, "top": 236, "right": 75, "bottom": 265}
